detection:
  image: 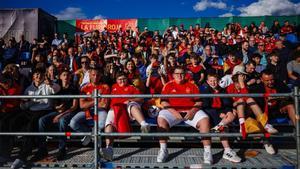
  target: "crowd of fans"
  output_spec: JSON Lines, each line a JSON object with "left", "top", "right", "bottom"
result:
{"left": 0, "top": 20, "right": 299, "bottom": 168}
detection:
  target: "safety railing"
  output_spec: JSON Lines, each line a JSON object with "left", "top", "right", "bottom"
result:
{"left": 0, "top": 87, "right": 299, "bottom": 169}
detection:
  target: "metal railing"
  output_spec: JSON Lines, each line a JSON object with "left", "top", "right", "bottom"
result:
{"left": 0, "top": 87, "right": 299, "bottom": 169}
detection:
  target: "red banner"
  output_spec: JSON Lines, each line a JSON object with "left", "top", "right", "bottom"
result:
{"left": 106, "top": 19, "right": 137, "bottom": 33}
{"left": 76, "top": 19, "right": 107, "bottom": 32}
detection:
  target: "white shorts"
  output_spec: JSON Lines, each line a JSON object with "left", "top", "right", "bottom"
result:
{"left": 105, "top": 101, "right": 141, "bottom": 127}
{"left": 158, "top": 109, "right": 208, "bottom": 129}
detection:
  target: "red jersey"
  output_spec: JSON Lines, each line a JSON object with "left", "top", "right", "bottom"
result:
{"left": 81, "top": 83, "right": 110, "bottom": 102}
{"left": 226, "top": 83, "right": 249, "bottom": 102}
{"left": 161, "top": 80, "right": 200, "bottom": 111}
{"left": 110, "top": 84, "right": 141, "bottom": 106}
{"left": 187, "top": 64, "right": 204, "bottom": 74}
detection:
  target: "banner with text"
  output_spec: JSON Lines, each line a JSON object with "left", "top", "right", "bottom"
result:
{"left": 106, "top": 19, "right": 137, "bottom": 32}
{"left": 76, "top": 19, "right": 107, "bottom": 32}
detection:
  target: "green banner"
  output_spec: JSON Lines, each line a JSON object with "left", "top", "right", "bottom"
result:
{"left": 57, "top": 20, "right": 76, "bottom": 40}
{"left": 138, "top": 18, "right": 170, "bottom": 34}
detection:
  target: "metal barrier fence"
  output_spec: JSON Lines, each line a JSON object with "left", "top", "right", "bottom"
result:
{"left": 0, "top": 87, "right": 299, "bottom": 169}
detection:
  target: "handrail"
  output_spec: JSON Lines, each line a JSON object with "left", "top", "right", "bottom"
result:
{"left": 0, "top": 88, "right": 298, "bottom": 169}
{"left": 0, "top": 93, "right": 294, "bottom": 99}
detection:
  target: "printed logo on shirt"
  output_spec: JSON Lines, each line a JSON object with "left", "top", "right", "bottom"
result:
{"left": 124, "top": 87, "right": 128, "bottom": 91}
{"left": 171, "top": 89, "right": 177, "bottom": 93}
{"left": 113, "top": 88, "right": 117, "bottom": 91}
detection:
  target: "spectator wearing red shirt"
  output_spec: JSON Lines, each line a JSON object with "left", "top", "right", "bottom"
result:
{"left": 156, "top": 66, "right": 212, "bottom": 164}
{"left": 102, "top": 72, "right": 150, "bottom": 161}
{"left": 0, "top": 73, "right": 22, "bottom": 163}
{"left": 226, "top": 69, "right": 278, "bottom": 141}
{"left": 187, "top": 53, "right": 205, "bottom": 85}
{"left": 69, "top": 67, "right": 110, "bottom": 146}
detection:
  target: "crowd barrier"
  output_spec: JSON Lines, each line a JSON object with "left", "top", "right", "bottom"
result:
{"left": 0, "top": 87, "right": 299, "bottom": 169}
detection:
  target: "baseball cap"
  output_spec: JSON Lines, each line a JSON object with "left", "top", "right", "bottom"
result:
{"left": 232, "top": 65, "right": 247, "bottom": 75}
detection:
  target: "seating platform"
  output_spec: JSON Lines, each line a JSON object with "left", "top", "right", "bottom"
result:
{"left": 1, "top": 147, "right": 296, "bottom": 168}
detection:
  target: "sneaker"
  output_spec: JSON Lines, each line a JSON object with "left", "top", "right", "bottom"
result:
{"left": 211, "top": 124, "right": 225, "bottom": 133}
{"left": 140, "top": 124, "right": 150, "bottom": 133}
{"left": 56, "top": 149, "right": 66, "bottom": 161}
{"left": 10, "top": 159, "right": 25, "bottom": 169}
{"left": 101, "top": 147, "right": 113, "bottom": 161}
{"left": 222, "top": 149, "right": 241, "bottom": 163}
{"left": 264, "top": 124, "right": 278, "bottom": 134}
{"left": 81, "top": 136, "right": 92, "bottom": 146}
{"left": 157, "top": 149, "right": 168, "bottom": 163}
{"left": 264, "top": 143, "right": 276, "bottom": 155}
{"left": 203, "top": 151, "right": 213, "bottom": 165}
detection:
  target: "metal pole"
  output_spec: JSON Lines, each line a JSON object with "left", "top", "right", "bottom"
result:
{"left": 294, "top": 87, "right": 300, "bottom": 169}
{"left": 94, "top": 89, "right": 99, "bottom": 169}
{"left": 0, "top": 132, "right": 294, "bottom": 137}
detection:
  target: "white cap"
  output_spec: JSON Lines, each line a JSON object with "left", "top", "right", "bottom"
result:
{"left": 232, "top": 65, "right": 247, "bottom": 75}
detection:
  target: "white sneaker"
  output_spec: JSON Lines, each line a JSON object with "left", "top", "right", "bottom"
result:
{"left": 264, "top": 124, "right": 278, "bottom": 134}
{"left": 211, "top": 124, "right": 226, "bottom": 133}
{"left": 203, "top": 151, "right": 213, "bottom": 165}
{"left": 81, "top": 136, "right": 92, "bottom": 146}
{"left": 223, "top": 149, "right": 241, "bottom": 163}
{"left": 101, "top": 147, "right": 113, "bottom": 161}
{"left": 11, "top": 159, "right": 25, "bottom": 169}
{"left": 157, "top": 149, "right": 168, "bottom": 163}
{"left": 264, "top": 143, "right": 276, "bottom": 155}
{"left": 140, "top": 124, "right": 151, "bottom": 133}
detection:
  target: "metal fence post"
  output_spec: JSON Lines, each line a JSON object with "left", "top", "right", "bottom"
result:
{"left": 294, "top": 87, "right": 299, "bottom": 169}
{"left": 94, "top": 89, "right": 99, "bottom": 169}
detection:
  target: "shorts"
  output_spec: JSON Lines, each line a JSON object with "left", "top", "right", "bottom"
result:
{"left": 158, "top": 109, "right": 208, "bottom": 129}
{"left": 105, "top": 101, "right": 141, "bottom": 127}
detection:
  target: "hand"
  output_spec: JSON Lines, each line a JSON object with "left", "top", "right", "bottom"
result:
{"left": 158, "top": 68, "right": 163, "bottom": 76}
{"left": 238, "top": 74, "right": 246, "bottom": 83}
{"left": 53, "top": 114, "right": 63, "bottom": 123}
{"left": 247, "top": 79, "right": 256, "bottom": 85}
{"left": 184, "top": 110, "right": 196, "bottom": 120}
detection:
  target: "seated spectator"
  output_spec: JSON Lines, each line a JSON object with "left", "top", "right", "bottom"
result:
{"left": 255, "top": 41, "right": 268, "bottom": 67}
{"left": 0, "top": 72, "right": 22, "bottom": 164}
{"left": 132, "top": 52, "right": 147, "bottom": 81}
{"left": 251, "top": 70, "right": 296, "bottom": 125}
{"left": 70, "top": 67, "right": 110, "bottom": 146}
{"left": 46, "top": 64, "right": 59, "bottom": 84}
{"left": 146, "top": 54, "right": 167, "bottom": 94}
{"left": 187, "top": 53, "right": 205, "bottom": 85}
{"left": 266, "top": 52, "right": 287, "bottom": 83}
{"left": 156, "top": 66, "right": 212, "bottom": 164}
{"left": 226, "top": 68, "right": 278, "bottom": 137}
{"left": 74, "top": 56, "right": 90, "bottom": 87}
{"left": 11, "top": 68, "right": 60, "bottom": 169}
{"left": 251, "top": 53, "right": 265, "bottom": 73}
{"left": 37, "top": 68, "right": 79, "bottom": 160}
{"left": 227, "top": 72, "right": 278, "bottom": 155}
{"left": 287, "top": 51, "right": 300, "bottom": 87}
{"left": 244, "top": 61, "right": 261, "bottom": 89}
{"left": 102, "top": 72, "right": 150, "bottom": 161}
{"left": 124, "top": 59, "right": 145, "bottom": 93}
{"left": 223, "top": 51, "right": 242, "bottom": 74}
{"left": 201, "top": 73, "right": 241, "bottom": 163}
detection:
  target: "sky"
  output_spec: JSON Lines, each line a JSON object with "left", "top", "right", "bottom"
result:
{"left": 0, "top": 0, "right": 300, "bottom": 20}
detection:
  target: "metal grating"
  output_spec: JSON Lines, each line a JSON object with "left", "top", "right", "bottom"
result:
{"left": 1, "top": 148, "right": 296, "bottom": 168}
